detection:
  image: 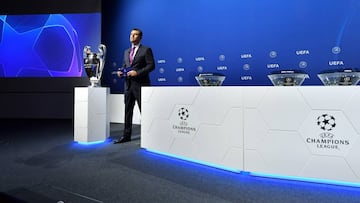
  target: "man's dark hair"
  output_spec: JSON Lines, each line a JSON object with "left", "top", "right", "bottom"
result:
{"left": 132, "top": 28, "right": 143, "bottom": 38}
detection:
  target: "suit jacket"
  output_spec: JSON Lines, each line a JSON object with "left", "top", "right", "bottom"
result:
{"left": 122, "top": 45, "right": 155, "bottom": 90}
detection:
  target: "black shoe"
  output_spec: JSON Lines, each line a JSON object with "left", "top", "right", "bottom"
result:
{"left": 113, "top": 136, "right": 131, "bottom": 144}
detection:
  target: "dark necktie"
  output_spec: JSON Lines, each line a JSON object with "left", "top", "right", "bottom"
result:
{"left": 129, "top": 47, "right": 135, "bottom": 64}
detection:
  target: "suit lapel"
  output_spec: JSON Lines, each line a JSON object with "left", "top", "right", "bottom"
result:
{"left": 126, "top": 48, "right": 131, "bottom": 66}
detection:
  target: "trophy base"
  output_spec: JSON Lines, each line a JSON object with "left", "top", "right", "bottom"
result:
{"left": 89, "top": 77, "right": 101, "bottom": 87}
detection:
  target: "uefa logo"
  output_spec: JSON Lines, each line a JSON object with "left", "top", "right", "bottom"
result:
{"left": 269, "top": 51, "right": 277, "bottom": 58}
{"left": 317, "top": 114, "right": 336, "bottom": 131}
{"left": 332, "top": 46, "right": 341, "bottom": 54}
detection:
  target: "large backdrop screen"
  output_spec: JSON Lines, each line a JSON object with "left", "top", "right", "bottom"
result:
{"left": 0, "top": 13, "right": 101, "bottom": 78}
{"left": 0, "top": 0, "right": 101, "bottom": 78}
{"left": 103, "top": 0, "right": 360, "bottom": 90}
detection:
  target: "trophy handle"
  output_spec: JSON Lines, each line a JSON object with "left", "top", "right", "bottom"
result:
{"left": 97, "top": 44, "right": 106, "bottom": 80}
{"left": 83, "top": 46, "right": 91, "bottom": 59}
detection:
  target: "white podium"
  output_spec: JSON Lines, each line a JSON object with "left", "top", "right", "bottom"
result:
{"left": 141, "top": 86, "right": 360, "bottom": 186}
{"left": 74, "top": 87, "right": 110, "bottom": 143}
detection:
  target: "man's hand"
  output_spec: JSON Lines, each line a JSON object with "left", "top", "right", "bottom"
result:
{"left": 117, "top": 70, "right": 123, "bottom": 77}
{"left": 127, "top": 70, "right": 138, "bottom": 77}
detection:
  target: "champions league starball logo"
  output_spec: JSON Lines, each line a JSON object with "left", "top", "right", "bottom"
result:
{"left": 317, "top": 114, "right": 336, "bottom": 131}
{"left": 306, "top": 113, "right": 349, "bottom": 150}
{"left": 172, "top": 107, "right": 196, "bottom": 135}
{"left": 178, "top": 107, "right": 189, "bottom": 120}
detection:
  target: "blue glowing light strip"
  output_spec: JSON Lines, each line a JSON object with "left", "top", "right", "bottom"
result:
{"left": 75, "top": 140, "right": 107, "bottom": 145}
{"left": 250, "top": 172, "right": 360, "bottom": 188}
{"left": 145, "top": 148, "right": 242, "bottom": 173}
{"left": 145, "top": 148, "right": 360, "bottom": 188}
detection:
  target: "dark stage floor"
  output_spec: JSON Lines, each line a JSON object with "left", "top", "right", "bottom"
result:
{"left": 1, "top": 119, "right": 360, "bottom": 203}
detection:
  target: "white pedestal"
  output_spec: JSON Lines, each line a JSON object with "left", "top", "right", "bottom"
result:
{"left": 74, "top": 87, "right": 110, "bottom": 143}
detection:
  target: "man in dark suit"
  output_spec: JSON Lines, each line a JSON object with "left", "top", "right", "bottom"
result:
{"left": 114, "top": 28, "right": 155, "bottom": 144}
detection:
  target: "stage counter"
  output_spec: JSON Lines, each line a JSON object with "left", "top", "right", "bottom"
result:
{"left": 141, "top": 86, "right": 360, "bottom": 185}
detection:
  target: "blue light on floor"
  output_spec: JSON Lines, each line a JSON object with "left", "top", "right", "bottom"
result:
{"left": 145, "top": 148, "right": 242, "bottom": 173}
{"left": 74, "top": 139, "right": 110, "bottom": 146}
{"left": 144, "top": 148, "right": 360, "bottom": 188}
{"left": 77, "top": 140, "right": 106, "bottom": 145}
{"left": 250, "top": 172, "right": 360, "bottom": 188}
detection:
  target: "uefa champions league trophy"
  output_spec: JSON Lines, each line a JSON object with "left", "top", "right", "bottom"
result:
{"left": 83, "top": 44, "right": 106, "bottom": 87}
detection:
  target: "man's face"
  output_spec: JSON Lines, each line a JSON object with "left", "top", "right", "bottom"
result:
{"left": 130, "top": 30, "right": 141, "bottom": 45}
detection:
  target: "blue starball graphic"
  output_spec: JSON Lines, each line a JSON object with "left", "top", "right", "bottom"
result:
{"left": 0, "top": 14, "right": 81, "bottom": 77}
